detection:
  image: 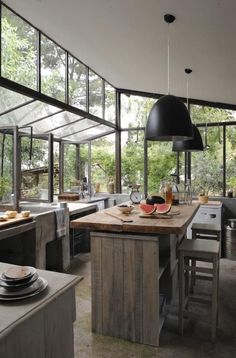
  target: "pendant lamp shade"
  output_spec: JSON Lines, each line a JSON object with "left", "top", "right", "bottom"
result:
{"left": 172, "top": 124, "right": 204, "bottom": 152}
{"left": 145, "top": 94, "right": 193, "bottom": 141}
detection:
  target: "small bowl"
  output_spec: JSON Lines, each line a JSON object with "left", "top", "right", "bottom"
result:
{"left": 5, "top": 211, "right": 17, "bottom": 219}
{"left": 21, "top": 210, "right": 31, "bottom": 218}
{"left": 117, "top": 205, "right": 134, "bottom": 215}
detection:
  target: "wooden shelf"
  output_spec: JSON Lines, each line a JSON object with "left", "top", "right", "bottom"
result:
{"left": 159, "top": 256, "right": 170, "bottom": 279}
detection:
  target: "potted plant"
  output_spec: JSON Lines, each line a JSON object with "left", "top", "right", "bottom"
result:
{"left": 198, "top": 190, "right": 209, "bottom": 204}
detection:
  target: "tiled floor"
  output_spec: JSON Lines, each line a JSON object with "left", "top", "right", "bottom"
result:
{"left": 70, "top": 255, "right": 236, "bottom": 358}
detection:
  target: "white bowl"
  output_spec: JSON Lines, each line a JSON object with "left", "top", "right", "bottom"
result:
{"left": 117, "top": 205, "right": 134, "bottom": 215}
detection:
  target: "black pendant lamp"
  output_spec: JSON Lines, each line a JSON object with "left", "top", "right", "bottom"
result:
{"left": 145, "top": 14, "right": 193, "bottom": 141}
{"left": 172, "top": 69, "right": 204, "bottom": 152}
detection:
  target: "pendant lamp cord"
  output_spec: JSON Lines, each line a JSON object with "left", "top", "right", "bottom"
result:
{"left": 167, "top": 25, "right": 170, "bottom": 95}
{"left": 186, "top": 77, "right": 189, "bottom": 108}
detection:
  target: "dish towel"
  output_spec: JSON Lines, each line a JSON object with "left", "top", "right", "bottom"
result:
{"left": 55, "top": 208, "right": 66, "bottom": 239}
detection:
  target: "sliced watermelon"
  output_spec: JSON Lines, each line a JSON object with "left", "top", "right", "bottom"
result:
{"left": 155, "top": 203, "right": 171, "bottom": 214}
{"left": 139, "top": 203, "right": 156, "bottom": 214}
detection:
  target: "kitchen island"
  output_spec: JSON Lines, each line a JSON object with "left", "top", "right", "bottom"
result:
{"left": 0, "top": 262, "right": 82, "bottom": 358}
{"left": 71, "top": 203, "right": 199, "bottom": 346}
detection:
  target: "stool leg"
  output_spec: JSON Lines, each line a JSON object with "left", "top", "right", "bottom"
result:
{"left": 191, "top": 230, "right": 197, "bottom": 292}
{"left": 190, "top": 258, "right": 196, "bottom": 292}
{"left": 211, "top": 255, "right": 218, "bottom": 342}
{"left": 179, "top": 251, "right": 184, "bottom": 335}
{"left": 216, "top": 256, "right": 220, "bottom": 327}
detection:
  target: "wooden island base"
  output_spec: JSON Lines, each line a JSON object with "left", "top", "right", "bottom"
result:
{"left": 91, "top": 231, "right": 179, "bottom": 346}
{"left": 71, "top": 203, "right": 199, "bottom": 346}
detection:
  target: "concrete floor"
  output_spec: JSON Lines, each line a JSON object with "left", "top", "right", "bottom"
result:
{"left": 70, "top": 255, "right": 236, "bottom": 358}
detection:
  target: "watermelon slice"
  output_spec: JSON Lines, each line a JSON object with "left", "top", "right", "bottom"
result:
{"left": 139, "top": 203, "right": 156, "bottom": 214}
{"left": 155, "top": 203, "right": 171, "bottom": 214}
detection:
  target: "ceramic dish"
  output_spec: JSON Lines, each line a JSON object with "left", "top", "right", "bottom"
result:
{"left": 0, "top": 272, "right": 39, "bottom": 290}
{"left": 1, "top": 266, "right": 37, "bottom": 284}
{"left": 0, "top": 277, "right": 46, "bottom": 298}
{"left": 0, "top": 278, "right": 48, "bottom": 301}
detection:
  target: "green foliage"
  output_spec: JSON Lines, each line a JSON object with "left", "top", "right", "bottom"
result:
{"left": 1, "top": 8, "right": 37, "bottom": 89}
{"left": 0, "top": 176, "right": 10, "bottom": 199}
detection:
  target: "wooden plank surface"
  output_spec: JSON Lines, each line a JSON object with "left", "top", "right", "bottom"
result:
{"left": 70, "top": 203, "right": 199, "bottom": 235}
{"left": 0, "top": 214, "right": 32, "bottom": 229}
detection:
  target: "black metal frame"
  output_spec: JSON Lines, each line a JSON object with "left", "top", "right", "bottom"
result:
{"left": 0, "top": 0, "right": 236, "bottom": 200}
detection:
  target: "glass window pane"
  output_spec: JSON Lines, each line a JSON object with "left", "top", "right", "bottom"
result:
{"left": 21, "top": 137, "right": 49, "bottom": 200}
{"left": 41, "top": 34, "right": 66, "bottom": 101}
{"left": 89, "top": 70, "right": 103, "bottom": 117}
{"left": 105, "top": 82, "right": 116, "bottom": 123}
{"left": 52, "top": 118, "right": 97, "bottom": 138}
{"left": 191, "top": 126, "right": 223, "bottom": 196}
{"left": 0, "top": 87, "right": 33, "bottom": 114}
{"left": 0, "top": 101, "right": 60, "bottom": 127}
{"left": 0, "top": 132, "right": 13, "bottom": 202}
{"left": 91, "top": 134, "right": 115, "bottom": 193}
{"left": 226, "top": 121, "right": 236, "bottom": 195}
{"left": 191, "top": 104, "right": 233, "bottom": 123}
{"left": 1, "top": 5, "right": 37, "bottom": 89}
{"left": 121, "top": 94, "right": 156, "bottom": 128}
{"left": 69, "top": 55, "right": 87, "bottom": 111}
{"left": 53, "top": 141, "right": 59, "bottom": 195}
{"left": 31, "top": 111, "right": 83, "bottom": 134}
{"left": 147, "top": 141, "right": 176, "bottom": 195}
{"left": 63, "top": 144, "right": 77, "bottom": 191}
{"left": 65, "top": 125, "right": 113, "bottom": 142}
{"left": 121, "top": 130, "right": 144, "bottom": 194}
{"left": 78, "top": 143, "right": 89, "bottom": 182}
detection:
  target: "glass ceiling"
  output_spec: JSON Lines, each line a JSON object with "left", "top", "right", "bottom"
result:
{"left": 0, "top": 86, "right": 115, "bottom": 143}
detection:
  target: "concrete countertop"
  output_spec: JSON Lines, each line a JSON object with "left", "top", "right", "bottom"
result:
{"left": 192, "top": 200, "right": 222, "bottom": 206}
{"left": 65, "top": 202, "right": 98, "bottom": 215}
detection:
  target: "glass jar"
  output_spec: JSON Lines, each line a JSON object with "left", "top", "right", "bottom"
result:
{"left": 172, "top": 181, "right": 179, "bottom": 205}
{"left": 159, "top": 180, "right": 166, "bottom": 200}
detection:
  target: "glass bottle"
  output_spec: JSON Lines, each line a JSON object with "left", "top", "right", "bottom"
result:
{"left": 185, "top": 179, "right": 192, "bottom": 205}
{"left": 172, "top": 180, "right": 179, "bottom": 205}
{"left": 164, "top": 181, "right": 173, "bottom": 204}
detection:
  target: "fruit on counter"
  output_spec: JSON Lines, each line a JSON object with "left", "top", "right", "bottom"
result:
{"left": 139, "top": 203, "right": 156, "bottom": 214}
{"left": 146, "top": 195, "right": 165, "bottom": 205}
{"left": 155, "top": 203, "right": 171, "bottom": 214}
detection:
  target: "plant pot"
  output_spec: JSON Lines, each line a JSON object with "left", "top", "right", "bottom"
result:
{"left": 198, "top": 195, "right": 209, "bottom": 204}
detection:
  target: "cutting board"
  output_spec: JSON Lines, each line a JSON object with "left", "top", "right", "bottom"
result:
{"left": 139, "top": 210, "right": 180, "bottom": 219}
{"left": 0, "top": 214, "right": 32, "bottom": 228}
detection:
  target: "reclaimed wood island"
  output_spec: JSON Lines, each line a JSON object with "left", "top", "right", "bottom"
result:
{"left": 70, "top": 203, "right": 199, "bottom": 346}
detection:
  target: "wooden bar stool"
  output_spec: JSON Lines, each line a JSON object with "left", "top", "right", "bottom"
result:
{"left": 191, "top": 223, "right": 222, "bottom": 289}
{"left": 178, "top": 238, "right": 220, "bottom": 342}
{"left": 191, "top": 222, "right": 221, "bottom": 242}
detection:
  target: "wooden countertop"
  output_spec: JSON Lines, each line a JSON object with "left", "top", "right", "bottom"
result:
{"left": 0, "top": 214, "right": 33, "bottom": 229}
{"left": 70, "top": 203, "right": 199, "bottom": 235}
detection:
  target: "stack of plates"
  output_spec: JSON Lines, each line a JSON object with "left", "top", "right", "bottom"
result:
{"left": 0, "top": 266, "right": 48, "bottom": 301}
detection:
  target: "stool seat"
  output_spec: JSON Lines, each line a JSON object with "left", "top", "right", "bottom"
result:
{"left": 179, "top": 238, "right": 220, "bottom": 255}
{"left": 191, "top": 222, "right": 221, "bottom": 233}
{"left": 178, "top": 238, "right": 220, "bottom": 342}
